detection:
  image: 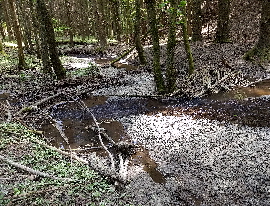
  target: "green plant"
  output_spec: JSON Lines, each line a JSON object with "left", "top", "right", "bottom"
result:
{"left": 68, "top": 63, "right": 100, "bottom": 78}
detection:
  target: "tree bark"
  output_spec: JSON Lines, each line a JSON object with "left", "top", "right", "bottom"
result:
{"left": 7, "top": 0, "right": 27, "bottom": 70}
{"left": 2, "top": 0, "right": 14, "bottom": 40}
{"left": 181, "top": 3, "right": 195, "bottom": 76}
{"left": 166, "top": 0, "right": 178, "bottom": 93}
{"left": 145, "top": 0, "right": 165, "bottom": 93}
{"left": 64, "top": 0, "right": 74, "bottom": 47}
{"left": 191, "top": 0, "right": 202, "bottom": 41}
{"left": 92, "top": 0, "right": 107, "bottom": 50}
{"left": 215, "top": 0, "right": 230, "bottom": 43}
{"left": 36, "top": 0, "right": 66, "bottom": 79}
{"left": 28, "top": 0, "right": 41, "bottom": 58}
{"left": 244, "top": 0, "right": 270, "bottom": 62}
{"left": 134, "top": 0, "right": 146, "bottom": 65}
{"left": 111, "top": 0, "right": 122, "bottom": 41}
{"left": 0, "top": 37, "right": 5, "bottom": 55}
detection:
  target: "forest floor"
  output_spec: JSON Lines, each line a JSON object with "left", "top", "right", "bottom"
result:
{"left": 1, "top": 41, "right": 270, "bottom": 205}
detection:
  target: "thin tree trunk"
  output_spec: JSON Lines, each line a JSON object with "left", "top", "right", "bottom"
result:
{"left": 166, "top": 0, "right": 178, "bottom": 93}
{"left": 215, "top": 0, "right": 230, "bottom": 43}
{"left": 134, "top": 0, "right": 146, "bottom": 65}
{"left": 64, "top": 0, "right": 74, "bottom": 47}
{"left": 111, "top": 0, "right": 122, "bottom": 41}
{"left": 181, "top": 3, "right": 195, "bottom": 76}
{"left": 7, "top": 0, "right": 27, "bottom": 70}
{"left": 3, "top": 0, "right": 14, "bottom": 40}
{"left": 145, "top": 0, "right": 165, "bottom": 93}
{"left": 0, "top": 38, "right": 5, "bottom": 55}
{"left": 0, "top": 22, "right": 6, "bottom": 40}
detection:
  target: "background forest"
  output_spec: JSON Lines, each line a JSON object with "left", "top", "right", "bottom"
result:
{"left": 0, "top": 0, "right": 269, "bottom": 94}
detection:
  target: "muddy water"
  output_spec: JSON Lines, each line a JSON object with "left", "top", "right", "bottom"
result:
{"left": 42, "top": 96, "right": 168, "bottom": 183}
{"left": 206, "top": 79, "right": 270, "bottom": 101}
{"left": 40, "top": 78, "right": 270, "bottom": 183}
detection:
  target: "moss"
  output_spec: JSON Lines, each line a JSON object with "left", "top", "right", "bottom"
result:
{"left": 244, "top": 46, "right": 270, "bottom": 63}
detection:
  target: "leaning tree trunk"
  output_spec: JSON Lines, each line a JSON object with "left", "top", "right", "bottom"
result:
{"left": 134, "top": 0, "right": 146, "bottom": 65}
{"left": 215, "top": 0, "right": 230, "bottom": 43}
{"left": 244, "top": 0, "right": 270, "bottom": 62}
{"left": 36, "top": 0, "right": 66, "bottom": 79}
{"left": 166, "top": 0, "right": 178, "bottom": 93}
{"left": 145, "top": 0, "right": 165, "bottom": 93}
{"left": 7, "top": 0, "right": 27, "bottom": 70}
{"left": 191, "top": 0, "right": 202, "bottom": 41}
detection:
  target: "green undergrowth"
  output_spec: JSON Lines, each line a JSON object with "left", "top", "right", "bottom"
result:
{"left": 67, "top": 63, "right": 100, "bottom": 78}
{"left": 0, "top": 122, "right": 114, "bottom": 206}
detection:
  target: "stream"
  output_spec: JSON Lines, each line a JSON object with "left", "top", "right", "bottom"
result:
{"left": 39, "top": 62, "right": 270, "bottom": 184}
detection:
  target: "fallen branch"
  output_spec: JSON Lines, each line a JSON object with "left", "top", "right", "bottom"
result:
{"left": 32, "top": 139, "right": 88, "bottom": 165}
{"left": 110, "top": 30, "right": 151, "bottom": 66}
{"left": 110, "top": 46, "right": 136, "bottom": 66}
{"left": 17, "top": 92, "right": 62, "bottom": 115}
{"left": 0, "top": 155, "right": 72, "bottom": 181}
{"left": 89, "top": 111, "right": 116, "bottom": 171}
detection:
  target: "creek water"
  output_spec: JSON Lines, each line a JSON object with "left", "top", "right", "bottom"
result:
{"left": 38, "top": 76, "right": 270, "bottom": 184}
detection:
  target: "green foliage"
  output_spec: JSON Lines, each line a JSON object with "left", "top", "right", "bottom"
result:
{"left": 67, "top": 63, "right": 100, "bottom": 78}
{"left": 0, "top": 122, "right": 113, "bottom": 205}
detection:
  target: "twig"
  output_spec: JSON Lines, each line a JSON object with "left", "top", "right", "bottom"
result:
{"left": 88, "top": 125, "right": 116, "bottom": 145}
{"left": 88, "top": 111, "right": 116, "bottom": 171}
{"left": 5, "top": 100, "right": 12, "bottom": 122}
{"left": 70, "top": 97, "right": 116, "bottom": 171}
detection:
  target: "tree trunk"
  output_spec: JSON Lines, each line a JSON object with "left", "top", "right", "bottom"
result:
{"left": 3, "top": 0, "right": 14, "bottom": 40}
{"left": 18, "top": 0, "right": 34, "bottom": 53}
{"left": 145, "top": 0, "right": 165, "bottom": 93}
{"left": 191, "top": 0, "right": 202, "bottom": 41}
{"left": 244, "top": 0, "right": 270, "bottom": 62}
{"left": 134, "top": 0, "right": 146, "bottom": 65}
{"left": 111, "top": 0, "right": 122, "bottom": 41}
{"left": 181, "top": 3, "right": 195, "bottom": 76}
{"left": 0, "top": 22, "right": 6, "bottom": 40}
{"left": 29, "top": 0, "right": 41, "bottom": 59}
{"left": 36, "top": 0, "right": 66, "bottom": 79}
{"left": 215, "top": 0, "right": 230, "bottom": 43}
{"left": 0, "top": 37, "right": 5, "bottom": 55}
{"left": 166, "top": 0, "right": 178, "bottom": 93}
{"left": 64, "top": 0, "right": 74, "bottom": 47}
{"left": 7, "top": 0, "right": 27, "bottom": 70}
{"left": 92, "top": 0, "right": 107, "bottom": 50}
{"left": 186, "top": 0, "right": 193, "bottom": 36}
